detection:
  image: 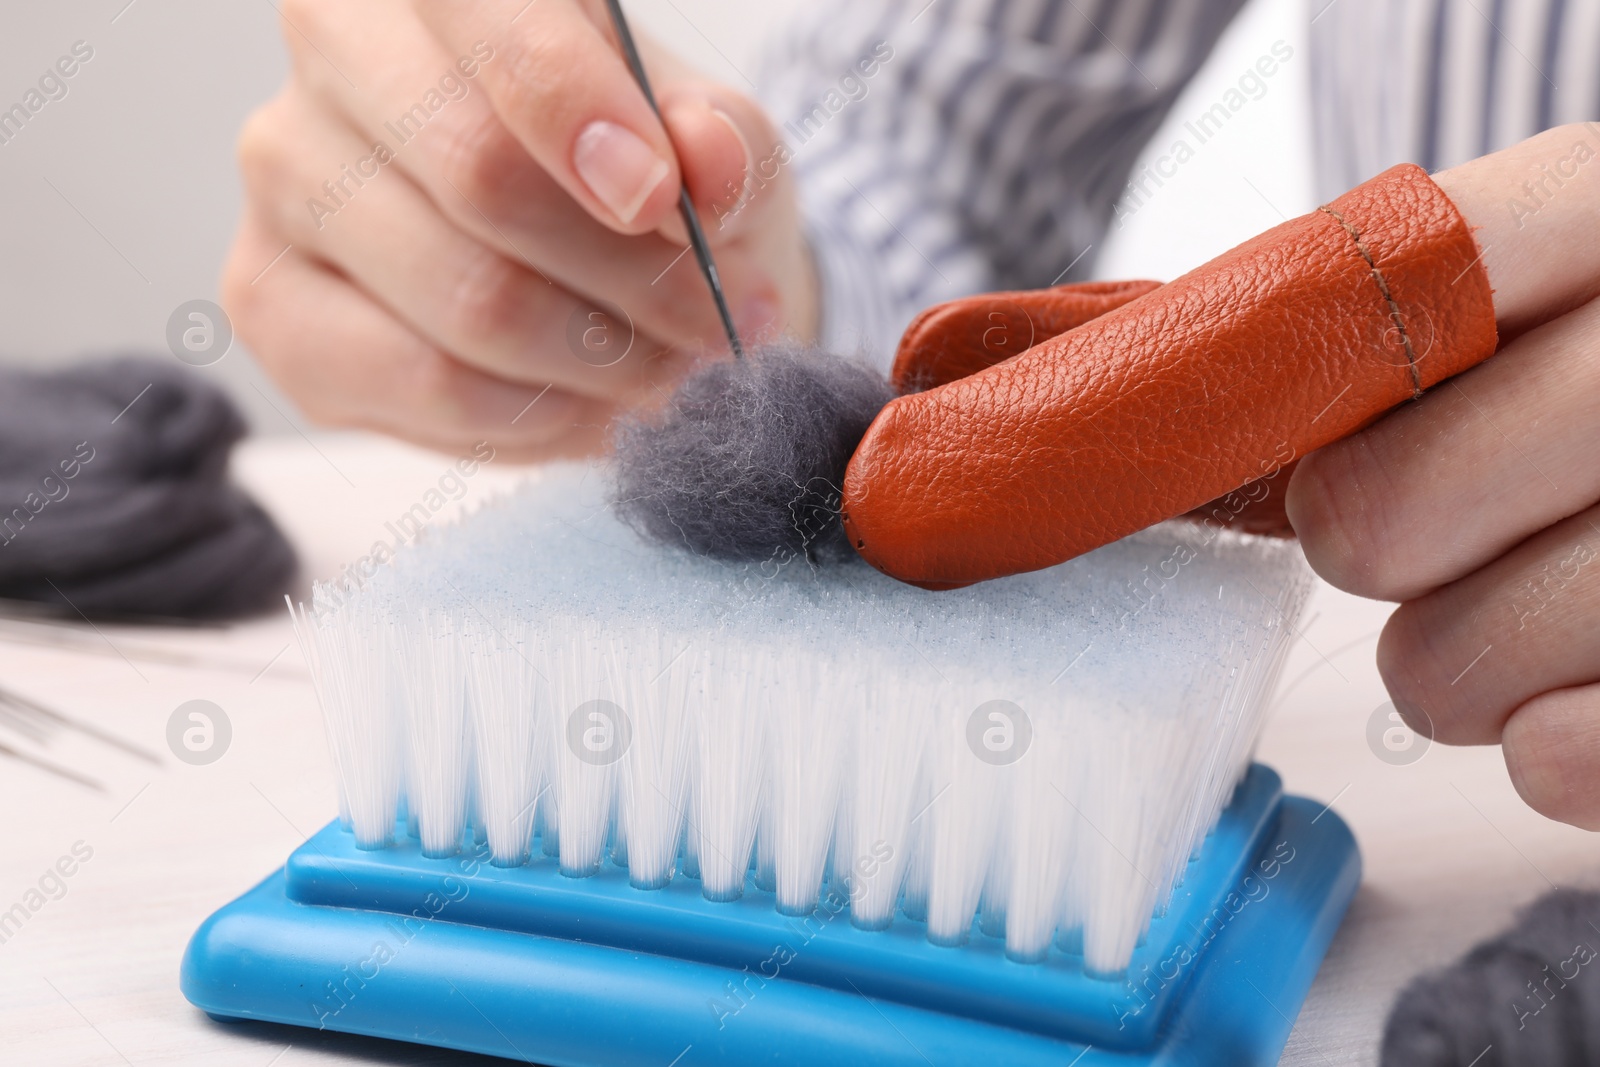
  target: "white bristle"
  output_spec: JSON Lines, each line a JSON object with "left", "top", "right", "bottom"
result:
{"left": 548, "top": 628, "right": 618, "bottom": 877}
{"left": 394, "top": 612, "right": 471, "bottom": 858}
{"left": 464, "top": 620, "right": 545, "bottom": 867}
{"left": 921, "top": 705, "right": 1002, "bottom": 946}
{"left": 536, "top": 726, "right": 561, "bottom": 861}
{"left": 611, "top": 633, "right": 693, "bottom": 889}
{"left": 291, "top": 595, "right": 400, "bottom": 849}
{"left": 290, "top": 464, "right": 1312, "bottom": 977}
{"left": 835, "top": 672, "right": 929, "bottom": 929}
{"left": 689, "top": 647, "right": 768, "bottom": 902}
{"left": 993, "top": 717, "right": 1074, "bottom": 962}
{"left": 765, "top": 651, "right": 847, "bottom": 915}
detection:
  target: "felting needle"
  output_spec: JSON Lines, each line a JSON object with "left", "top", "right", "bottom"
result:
{"left": 0, "top": 740, "right": 104, "bottom": 793}
{"left": 602, "top": 0, "right": 745, "bottom": 359}
{"left": 0, "top": 683, "right": 162, "bottom": 765}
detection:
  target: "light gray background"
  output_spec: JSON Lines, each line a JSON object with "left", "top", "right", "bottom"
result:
{"left": 0, "top": 0, "right": 1305, "bottom": 430}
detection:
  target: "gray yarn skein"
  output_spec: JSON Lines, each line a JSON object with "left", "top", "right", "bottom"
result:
{"left": 1381, "top": 888, "right": 1600, "bottom": 1067}
{"left": 610, "top": 342, "right": 894, "bottom": 569}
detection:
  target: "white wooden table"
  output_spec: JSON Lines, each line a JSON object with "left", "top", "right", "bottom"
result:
{"left": 0, "top": 432, "right": 1591, "bottom": 1066}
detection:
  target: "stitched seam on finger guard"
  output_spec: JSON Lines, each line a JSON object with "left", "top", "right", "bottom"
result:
{"left": 1317, "top": 204, "right": 1424, "bottom": 398}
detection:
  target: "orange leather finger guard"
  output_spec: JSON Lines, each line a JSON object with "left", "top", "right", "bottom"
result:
{"left": 888, "top": 278, "right": 1300, "bottom": 538}
{"left": 841, "top": 163, "right": 1499, "bottom": 589}
{"left": 888, "top": 279, "right": 1162, "bottom": 390}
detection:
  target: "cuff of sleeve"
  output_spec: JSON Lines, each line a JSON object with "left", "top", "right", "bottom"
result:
{"left": 804, "top": 217, "right": 909, "bottom": 371}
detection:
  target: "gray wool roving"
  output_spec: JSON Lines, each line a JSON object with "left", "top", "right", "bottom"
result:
{"left": 0, "top": 357, "right": 297, "bottom": 620}
{"left": 1381, "top": 888, "right": 1600, "bottom": 1066}
{"left": 610, "top": 342, "right": 894, "bottom": 567}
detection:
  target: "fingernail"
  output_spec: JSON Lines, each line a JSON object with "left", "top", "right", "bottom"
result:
{"left": 709, "top": 107, "right": 755, "bottom": 217}
{"left": 573, "top": 120, "right": 671, "bottom": 224}
{"left": 736, "top": 296, "right": 778, "bottom": 343}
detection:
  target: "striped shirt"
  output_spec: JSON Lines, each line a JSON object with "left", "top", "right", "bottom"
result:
{"left": 756, "top": 0, "right": 1600, "bottom": 365}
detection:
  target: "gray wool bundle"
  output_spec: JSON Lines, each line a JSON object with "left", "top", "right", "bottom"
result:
{"left": 0, "top": 357, "right": 296, "bottom": 620}
{"left": 610, "top": 342, "right": 894, "bottom": 568}
{"left": 1381, "top": 888, "right": 1600, "bottom": 1066}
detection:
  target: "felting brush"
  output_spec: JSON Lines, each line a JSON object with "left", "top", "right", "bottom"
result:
{"left": 603, "top": 0, "right": 743, "bottom": 359}
{"left": 183, "top": 464, "right": 1358, "bottom": 1066}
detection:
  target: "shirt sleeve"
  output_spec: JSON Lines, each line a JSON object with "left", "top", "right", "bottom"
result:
{"left": 756, "top": 0, "right": 1250, "bottom": 366}
{"left": 1308, "top": 0, "right": 1600, "bottom": 202}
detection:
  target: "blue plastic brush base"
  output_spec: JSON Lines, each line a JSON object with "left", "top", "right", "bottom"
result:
{"left": 182, "top": 764, "right": 1359, "bottom": 1066}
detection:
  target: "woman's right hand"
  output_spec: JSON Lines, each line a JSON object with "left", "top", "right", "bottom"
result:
{"left": 224, "top": 0, "right": 817, "bottom": 459}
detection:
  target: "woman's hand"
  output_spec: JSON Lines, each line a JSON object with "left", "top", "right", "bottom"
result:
{"left": 223, "top": 0, "right": 816, "bottom": 459}
{"left": 1287, "top": 123, "right": 1600, "bottom": 829}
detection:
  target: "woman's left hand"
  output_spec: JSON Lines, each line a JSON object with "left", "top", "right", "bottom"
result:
{"left": 1287, "top": 123, "right": 1600, "bottom": 829}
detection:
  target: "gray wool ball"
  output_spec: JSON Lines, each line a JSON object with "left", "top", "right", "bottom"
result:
{"left": 610, "top": 342, "right": 895, "bottom": 569}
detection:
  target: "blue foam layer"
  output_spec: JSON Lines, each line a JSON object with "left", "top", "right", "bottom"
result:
{"left": 182, "top": 768, "right": 1360, "bottom": 1065}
